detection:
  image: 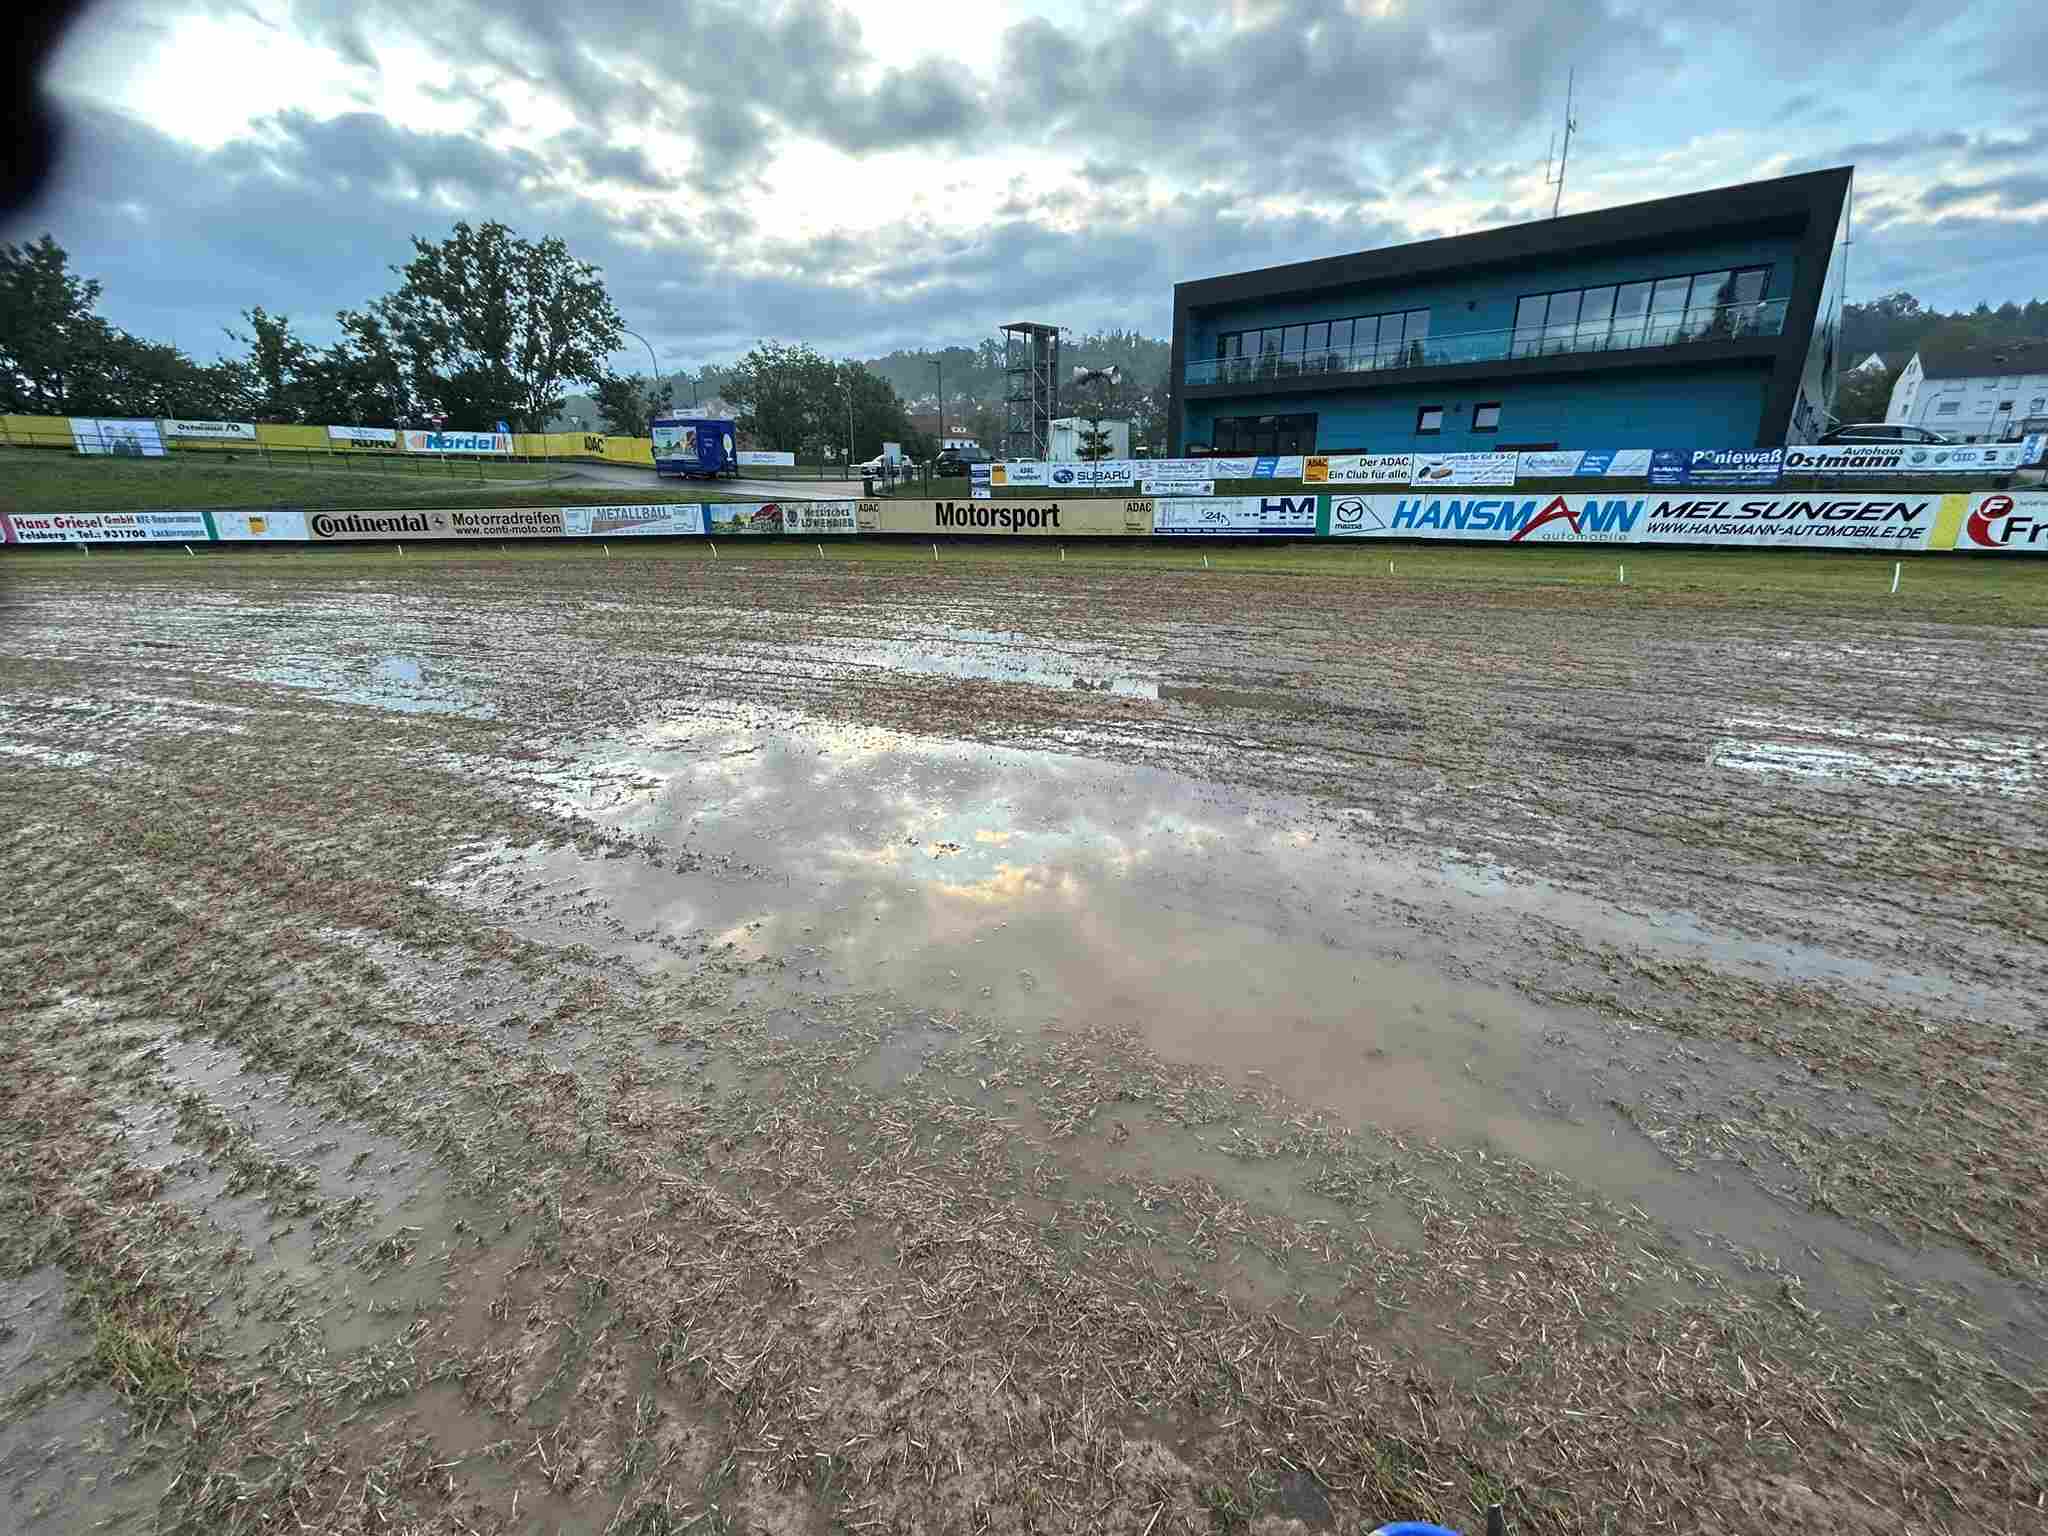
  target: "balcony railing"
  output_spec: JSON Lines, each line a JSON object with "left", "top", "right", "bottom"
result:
{"left": 1184, "top": 297, "right": 1789, "bottom": 388}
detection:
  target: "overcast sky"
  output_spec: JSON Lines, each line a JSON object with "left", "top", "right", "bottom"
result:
{"left": 11, "top": 0, "right": 2046, "bottom": 377}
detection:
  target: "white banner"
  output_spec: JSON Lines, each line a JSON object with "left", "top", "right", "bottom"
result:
{"left": 327, "top": 425, "right": 398, "bottom": 445}
{"left": 162, "top": 419, "right": 257, "bottom": 440}
{"left": 211, "top": 510, "right": 308, "bottom": 540}
{"left": 1579, "top": 449, "right": 1655, "bottom": 477}
{"left": 1782, "top": 438, "right": 2044, "bottom": 474}
{"left": 69, "top": 418, "right": 165, "bottom": 457}
{"left": 1047, "top": 464, "right": 1138, "bottom": 488}
{"left": 1324, "top": 491, "right": 1940, "bottom": 548}
{"left": 736, "top": 450, "right": 796, "bottom": 467}
{"left": 1142, "top": 478, "right": 1216, "bottom": 496}
{"left": 561, "top": 505, "right": 707, "bottom": 537}
{"left": 403, "top": 430, "right": 512, "bottom": 455}
{"left": 6, "top": 510, "right": 205, "bottom": 543}
{"left": 1410, "top": 452, "right": 1519, "bottom": 487}
{"left": 1956, "top": 492, "right": 2048, "bottom": 552}
{"left": 1515, "top": 450, "right": 1586, "bottom": 477}
{"left": 1154, "top": 494, "right": 1316, "bottom": 535}
{"left": 1305, "top": 453, "right": 1412, "bottom": 484}
{"left": 990, "top": 462, "right": 1047, "bottom": 486}
{"left": 783, "top": 501, "right": 860, "bottom": 534}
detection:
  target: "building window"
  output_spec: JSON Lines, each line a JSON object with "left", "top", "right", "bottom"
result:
{"left": 1216, "top": 307, "right": 1432, "bottom": 377}
{"left": 1999, "top": 400, "right": 2016, "bottom": 410}
{"left": 1513, "top": 265, "right": 1771, "bottom": 356}
{"left": 1472, "top": 402, "right": 1502, "bottom": 432}
{"left": 1936, "top": 401, "right": 1961, "bottom": 416}
{"left": 1210, "top": 413, "right": 1318, "bottom": 455}
{"left": 2031, "top": 397, "right": 2046, "bottom": 412}
{"left": 1416, "top": 406, "right": 1444, "bottom": 435}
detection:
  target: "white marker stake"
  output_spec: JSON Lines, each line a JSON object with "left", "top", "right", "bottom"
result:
{"left": 1618, "top": 563, "right": 1626, "bottom": 585}
{"left": 184, "top": 544, "right": 194, "bottom": 556}
{"left": 1204, "top": 554, "right": 1210, "bottom": 569}
{"left": 709, "top": 541, "right": 719, "bottom": 558}
{"left": 398, "top": 543, "right": 404, "bottom": 557}
{"left": 817, "top": 543, "right": 825, "bottom": 558}
{"left": 932, "top": 543, "right": 938, "bottom": 561}
{"left": 1060, "top": 546, "right": 1065, "bottom": 562}
{"left": 1892, "top": 560, "right": 1901, "bottom": 594}
{"left": 1388, "top": 558, "right": 1394, "bottom": 575}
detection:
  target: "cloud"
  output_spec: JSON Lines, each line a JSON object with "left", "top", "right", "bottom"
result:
{"left": 1920, "top": 174, "right": 2048, "bottom": 214}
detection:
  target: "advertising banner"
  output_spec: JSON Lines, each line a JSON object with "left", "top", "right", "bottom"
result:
{"left": 561, "top": 505, "right": 706, "bottom": 537}
{"left": 1409, "top": 452, "right": 1518, "bottom": 487}
{"left": 70, "top": 418, "right": 165, "bottom": 456}
{"left": 736, "top": 450, "right": 796, "bottom": 467}
{"left": 1515, "top": 450, "right": 1585, "bottom": 477}
{"left": 1047, "top": 463, "right": 1137, "bottom": 488}
{"left": 1305, "top": 453, "right": 1412, "bottom": 484}
{"left": 7, "top": 510, "right": 206, "bottom": 543}
{"left": 707, "top": 503, "right": 791, "bottom": 536}
{"left": 403, "top": 430, "right": 512, "bottom": 455}
{"left": 1650, "top": 448, "right": 1785, "bottom": 488}
{"left": 303, "top": 507, "right": 562, "bottom": 540}
{"left": 1154, "top": 494, "right": 1317, "bottom": 536}
{"left": 782, "top": 501, "right": 860, "bottom": 535}
{"left": 327, "top": 425, "right": 398, "bottom": 445}
{"left": 989, "top": 462, "right": 1047, "bottom": 487}
{"left": 210, "top": 510, "right": 309, "bottom": 540}
{"left": 1322, "top": 491, "right": 1940, "bottom": 548}
{"left": 1781, "top": 438, "right": 2044, "bottom": 474}
{"left": 651, "top": 423, "right": 695, "bottom": 457}
{"left": 1141, "top": 478, "right": 1215, "bottom": 496}
{"left": 1953, "top": 492, "right": 2048, "bottom": 552}
{"left": 1576, "top": 449, "right": 1654, "bottom": 477}
{"left": 874, "top": 499, "right": 1150, "bottom": 536}
{"left": 163, "top": 419, "right": 257, "bottom": 441}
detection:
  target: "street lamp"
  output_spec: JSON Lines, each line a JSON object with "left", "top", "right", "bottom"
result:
{"left": 933, "top": 359, "right": 943, "bottom": 449}
{"left": 622, "top": 327, "right": 662, "bottom": 423}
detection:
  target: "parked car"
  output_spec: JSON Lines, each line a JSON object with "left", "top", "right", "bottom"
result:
{"left": 1817, "top": 423, "right": 1951, "bottom": 445}
{"left": 855, "top": 454, "right": 914, "bottom": 477}
{"left": 934, "top": 447, "right": 992, "bottom": 476}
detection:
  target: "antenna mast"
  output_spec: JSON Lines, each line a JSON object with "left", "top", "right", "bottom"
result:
{"left": 1546, "top": 69, "right": 1578, "bottom": 218}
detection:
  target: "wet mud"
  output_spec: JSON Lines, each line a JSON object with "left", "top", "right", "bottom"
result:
{"left": 1, "top": 551, "right": 2043, "bottom": 1534}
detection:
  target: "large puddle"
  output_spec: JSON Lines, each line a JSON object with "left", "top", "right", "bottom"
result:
{"left": 434, "top": 706, "right": 2044, "bottom": 1345}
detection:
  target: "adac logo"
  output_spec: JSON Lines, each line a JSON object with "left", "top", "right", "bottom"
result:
{"left": 1330, "top": 496, "right": 1383, "bottom": 531}
{"left": 1509, "top": 494, "right": 1581, "bottom": 543}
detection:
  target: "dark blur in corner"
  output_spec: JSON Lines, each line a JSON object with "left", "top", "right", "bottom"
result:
{"left": 4, "top": 0, "right": 83, "bottom": 222}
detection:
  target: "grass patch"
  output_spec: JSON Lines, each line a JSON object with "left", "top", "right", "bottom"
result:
{"left": 14, "top": 533, "right": 2041, "bottom": 621}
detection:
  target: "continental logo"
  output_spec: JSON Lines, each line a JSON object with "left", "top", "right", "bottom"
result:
{"left": 934, "top": 500, "right": 1062, "bottom": 531}
{"left": 310, "top": 511, "right": 437, "bottom": 537}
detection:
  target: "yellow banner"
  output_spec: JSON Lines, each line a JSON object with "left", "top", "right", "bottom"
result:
{"left": 872, "top": 498, "right": 1152, "bottom": 536}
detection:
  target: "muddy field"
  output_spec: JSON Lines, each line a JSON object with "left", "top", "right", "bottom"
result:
{"left": 2, "top": 544, "right": 2044, "bottom": 1535}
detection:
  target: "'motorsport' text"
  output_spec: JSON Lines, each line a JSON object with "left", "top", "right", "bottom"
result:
{"left": 934, "top": 501, "right": 1063, "bottom": 531}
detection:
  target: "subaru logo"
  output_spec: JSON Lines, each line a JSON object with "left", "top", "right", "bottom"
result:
{"left": 1053, "top": 468, "right": 1074, "bottom": 484}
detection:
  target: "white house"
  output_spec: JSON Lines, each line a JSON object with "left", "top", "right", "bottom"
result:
{"left": 1888, "top": 339, "right": 2048, "bottom": 442}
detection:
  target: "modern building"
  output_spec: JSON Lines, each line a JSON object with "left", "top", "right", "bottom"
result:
{"left": 1886, "top": 339, "right": 2048, "bottom": 443}
{"left": 1167, "top": 168, "right": 1852, "bottom": 456}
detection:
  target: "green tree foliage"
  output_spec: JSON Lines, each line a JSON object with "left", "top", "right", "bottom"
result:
{"left": 348, "top": 221, "right": 624, "bottom": 432}
{"left": 1832, "top": 364, "right": 1898, "bottom": 425}
{"left": 720, "top": 342, "right": 912, "bottom": 459}
{"left": 593, "top": 373, "right": 673, "bottom": 437}
{"left": 0, "top": 234, "right": 238, "bottom": 418}
{"left": 1841, "top": 290, "right": 2048, "bottom": 360}
{"left": 0, "top": 234, "right": 101, "bottom": 413}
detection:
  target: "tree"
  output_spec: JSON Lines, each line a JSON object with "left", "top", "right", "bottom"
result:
{"left": 593, "top": 372, "right": 672, "bottom": 437}
{"left": 357, "top": 221, "right": 623, "bottom": 431}
{"left": 1078, "top": 425, "right": 1113, "bottom": 461}
{"left": 0, "top": 234, "right": 104, "bottom": 413}
{"left": 1832, "top": 364, "right": 1898, "bottom": 426}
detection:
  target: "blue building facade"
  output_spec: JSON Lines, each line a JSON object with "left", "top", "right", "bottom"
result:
{"left": 1168, "top": 169, "right": 1852, "bottom": 456}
